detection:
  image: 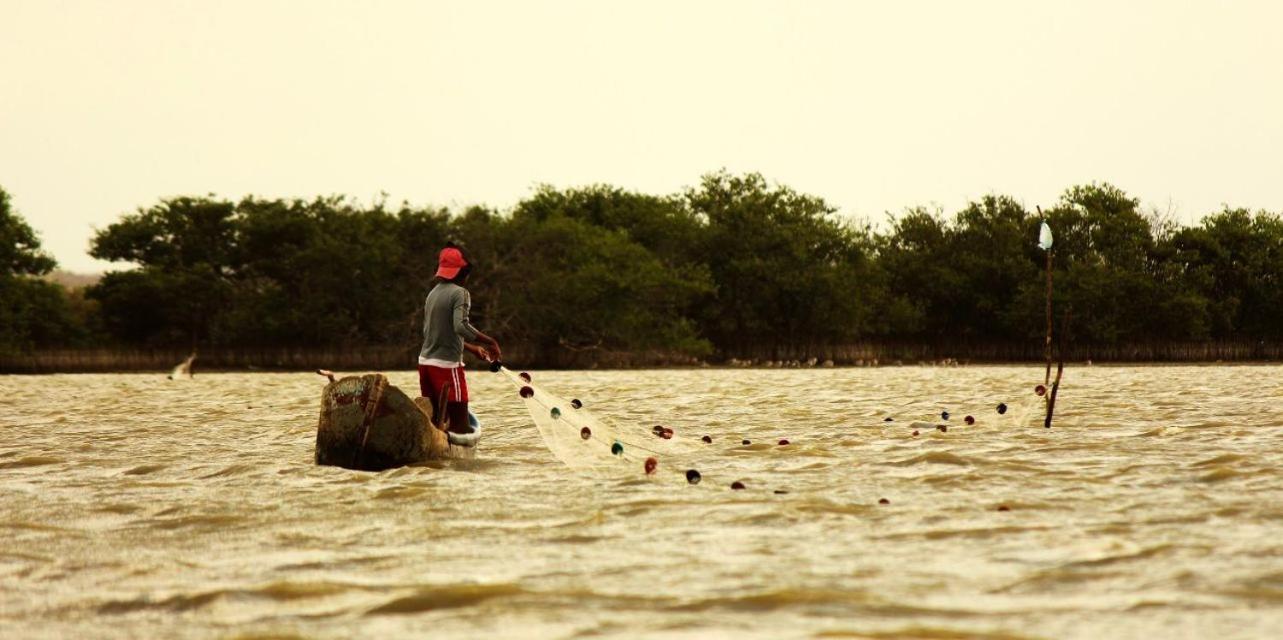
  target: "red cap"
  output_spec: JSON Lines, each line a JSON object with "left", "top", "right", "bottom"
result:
{"left": 436, "top": 247, "right": 467, "bottom": 279}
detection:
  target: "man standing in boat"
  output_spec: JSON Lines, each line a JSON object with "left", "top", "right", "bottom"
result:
{"left": 419, "top": 243, "right": 501, "bottom": 435}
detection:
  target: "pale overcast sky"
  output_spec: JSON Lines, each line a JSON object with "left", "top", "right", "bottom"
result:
{"left": 2, "top": 0, "right": 1281, "bottom": 272}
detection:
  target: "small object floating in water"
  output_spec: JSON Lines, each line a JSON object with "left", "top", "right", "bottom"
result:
{"left": 580, "top": 426, "right": 591, "bottom": 440}
{"left": 519, "top": 372, "right": 532, "bottom": 383}
{"left": 778, "top": 439, "right": 790, "bottom": 446}
{"left": 611, "top": 441, "right": 624, "bottom": 455}
{"left": 936, "top": 425, "right": 948, "bottom": 433}
{"left": 730, "top": 481, "right": 746, "bottom": 490}
{"left": 883, "top": 417, "right": 894, "bottom": 422}
{"left": 660, "top": 427, "right": 674, "bottom": 440}
{"left": 964, "top": 415, "right": 975, "bottom": 425}
{"left": 652, "top": 425, "right": 665, "bottom": 436}
{"left": 912, "top": 430, "right": 920, "bottom": 436}
{"left": 169, "top": 352, "right": 196, "bottom": 380}
{"left": 1035, "top": 384, "right": 1047, "bottom": 397}
{"left": 489, "top": 361, "right": 502, "bottom": 373}
{"left": 773, "top": 489, "right": 789, "bottom": 495}
{"left": 685, "top": 469, "right": 701, "bottom": 484}
{"left": 570, "top": 399, "right": 583, "bottom": 409}
{"left": 941, "top": 411, "right": 950, "bottom": 421}
{"left": 878, "top": 498, "right": 890, "bottom": 505}
{"left": 997, "top": 403, "right": 1008, "bottom": 415}
{"left": 701, "top": 435, "right": 712, "bottom": 444}
{"left": 644, "top": 457, "right": 658, "bottom": 475}
{"left": 519, "top": 386, "right": 535, "bottom": 399}
{"left": 997, "top": 505, "right": 1011, "bottom": 512}
{"left": 550, "top": 407, "right": 561, "bottom": 419}
{"left": 741, "top": 439, "right": 751, "bottom": 445}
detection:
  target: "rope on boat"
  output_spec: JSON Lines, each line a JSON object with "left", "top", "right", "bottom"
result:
{"left": 353, "top": 374, "right": 389, "bottom": 466}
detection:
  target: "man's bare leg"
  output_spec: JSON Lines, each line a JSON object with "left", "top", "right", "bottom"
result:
{"left": 446, "top": 401, "right": 472, "bottom": 434}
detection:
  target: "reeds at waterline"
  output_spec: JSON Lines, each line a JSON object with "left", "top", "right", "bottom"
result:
{"left": 3, "top": 341, "right": 1281, "bottom": 373}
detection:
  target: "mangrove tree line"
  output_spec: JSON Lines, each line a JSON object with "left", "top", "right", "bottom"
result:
{"left": 2, "top": 172, "right": 1281, "bottom": 361}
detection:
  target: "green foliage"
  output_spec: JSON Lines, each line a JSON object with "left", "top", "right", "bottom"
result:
{"left": 13, "top": 174, "right": 1279, "bottom": 361}
{"left": 227, "top": 196, "right": 418, "bottom": 345}
{"left": 515, "top": 184, "right": 702, "bottom": 265}
{"left": 687, "top": 171, "right": 881, "bottom": 351}
{"left": 499, "top": 213, "right": 712, "bottom": 356}
{"left": 88, "top": 196, "right": 239, "bottom": 346}
{"left": 0, "top": 186, "right": 87, "bottom": 352}
{"left": 0, "top": 187, "right": 57, "bottom": 277}
{"left": 1165, "top": 208, "right": 1283, "bottom": 338}
{"left": 1036, "top": 183, "right": 1208, "bottom": 342}
{"left": 0, "top": 277, "right": 87, "bottom": 351}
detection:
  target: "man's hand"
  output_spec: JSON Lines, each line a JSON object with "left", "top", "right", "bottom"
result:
{"left": 464, "top": 342, "right": 495, "bottom": 362}
{"left": 472, "top": 330, "right": 502, "bottom": 363}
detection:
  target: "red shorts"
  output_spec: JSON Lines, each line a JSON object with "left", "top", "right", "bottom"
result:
{"left": 418, "top": 365, "right": 469, "bottom": 404}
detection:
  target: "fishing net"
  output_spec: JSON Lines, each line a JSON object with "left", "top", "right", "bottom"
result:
{"left": 494, "top": 364, "right": 1047, "bottom": 490}
{"left": 496, "top": 366, "right": 706, "bottom": 484}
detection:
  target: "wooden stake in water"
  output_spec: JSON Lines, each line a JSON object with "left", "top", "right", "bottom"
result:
{"left": 1045, "top": 308, "right": 1070, "bottom": 429}
{"left": 1044, "top": 246, "right": 1053, "bottom": 386}
{"left": 1035, "top": 210, "right": 1063, "bottom": 428}
{"left": 1037, "top": 208, "right": 1054, "bottom": 386}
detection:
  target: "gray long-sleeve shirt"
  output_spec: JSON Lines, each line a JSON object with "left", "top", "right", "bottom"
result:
{"left": 419, "top": 283, "right": 480, "bottom": 364}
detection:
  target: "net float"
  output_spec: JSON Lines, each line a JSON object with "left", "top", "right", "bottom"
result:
{"left": 644, "top": 457, "right": 658, "bottom": 475}
{"left": 730, "top": 481, "right": 746, "bottom": 490}
{"left": 519, "top": 386, "right": 534, "bottom": 398}
{"left": 685, "top": 469, "right": 701, "bottom": 484}
{"left": 579, "top": 426, "right": 591, "bottom": 440}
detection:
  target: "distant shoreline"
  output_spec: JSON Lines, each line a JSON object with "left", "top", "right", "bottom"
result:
{"left": 3, "top": 342, "right": 1282, "bottom": 374}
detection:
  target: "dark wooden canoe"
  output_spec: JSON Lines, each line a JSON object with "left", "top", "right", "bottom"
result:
{"left": 315, "top": 373, "right": 472, "bottom": 471}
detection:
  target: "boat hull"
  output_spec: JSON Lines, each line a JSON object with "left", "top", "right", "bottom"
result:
{"left": 315, "top": 373, "right": 473, "bottom": 471}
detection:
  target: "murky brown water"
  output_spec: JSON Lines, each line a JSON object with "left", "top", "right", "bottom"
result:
{"left": 2, "top": 366, "right": 1282, "bottom": 639}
